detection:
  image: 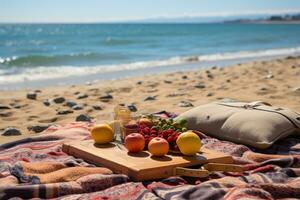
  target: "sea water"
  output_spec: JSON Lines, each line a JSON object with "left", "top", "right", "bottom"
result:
{"left": 1, "top": 23, "right": 300, "bottom": 88}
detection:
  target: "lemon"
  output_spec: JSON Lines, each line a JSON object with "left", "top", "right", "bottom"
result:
{"left": 91, "top": 124, "right": 114, "bottom": 144}
{"left": 176, "top": 131, "right": 202, "bottom": 156}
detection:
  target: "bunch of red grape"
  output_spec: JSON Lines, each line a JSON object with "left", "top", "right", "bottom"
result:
{"left": 139, "top": 126, "right": 179, "bottom": 150}
{"left": 138, "top": 117, "right": 187, "bottom": 150}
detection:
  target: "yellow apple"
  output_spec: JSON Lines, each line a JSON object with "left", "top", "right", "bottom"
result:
{"left": 176, "top": 131, "right": 202, "bottom": 156}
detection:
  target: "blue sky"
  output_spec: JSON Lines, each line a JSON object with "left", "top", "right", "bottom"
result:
{"left": 1, "top": 0, "right": 300, "bottom": 23}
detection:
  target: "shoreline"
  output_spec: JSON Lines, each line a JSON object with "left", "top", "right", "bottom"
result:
{"left": 0, "top": 56, "right": 300, "bottom": 142}
{"left": 1, "top": 50, "right": 300, "bottom": 91}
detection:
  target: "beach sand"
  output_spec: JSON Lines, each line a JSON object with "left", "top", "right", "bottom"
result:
{"left": 0, "top": 56, "right": 300, "bottom": 142}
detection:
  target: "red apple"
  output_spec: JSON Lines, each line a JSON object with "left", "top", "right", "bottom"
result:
{"left": 148, "top": 137, "right": 169, "bottom": 156}
{"left": 138, "top": 118, "right": 153, "bottom": 127}
{"left": 125, "top": 133, "right": 145, "bottom": 153}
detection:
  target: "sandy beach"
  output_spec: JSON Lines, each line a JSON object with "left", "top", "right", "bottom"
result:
{"left": 3, "top": 2, "right": 300, "bottom": 199}
{"left": 0, "top": 56, "right": 300, "bottom": 142}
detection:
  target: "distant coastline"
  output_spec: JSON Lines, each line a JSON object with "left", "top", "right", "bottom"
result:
{"left": 2, "top": 13, "right": 300, "bottom": 24}
{"left": 224, "top": 13, "right": 300, "bottom": 24}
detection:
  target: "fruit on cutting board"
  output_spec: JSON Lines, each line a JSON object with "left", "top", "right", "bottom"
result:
{"left": 138, "top": 117, "right": 187, "bottom": 151}
{"left": 176, "top": 131, "right": 202, "bottom": 156}
{"left": 124, "top": 122, "right": 140, "bottom": 136}
{"left": 138, "top": 118, "right": 153, "bottom": 127}
{"left": 91, "top": 124, "right": 114, "bottom": 144}
{"left": 148, "top": 137, "right": 169, "bottom": 156}
{"left": 125, "top": 133, "right": 145, "bottom": 153}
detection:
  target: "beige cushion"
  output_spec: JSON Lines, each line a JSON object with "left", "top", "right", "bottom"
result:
{"left": 177, "top": 101, "right": 300, "bottom": 149}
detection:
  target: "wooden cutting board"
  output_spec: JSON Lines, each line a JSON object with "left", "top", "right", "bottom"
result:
{"left": 63, "top": 140, "right": 233, "bottom": 181}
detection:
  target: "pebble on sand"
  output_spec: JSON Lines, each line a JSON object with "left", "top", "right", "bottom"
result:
{"left": 207, "top": 74, "right": 214, "bottom": 79}
{"left": 2, "top": 128, "right": 22, "bottom": 136}
{"left": 178, "top": 101, "right": 194, "bottom": 107}
{"left": 43, "top": 99, "right": 51, "bottom": 106}
{"left": 65, "top": 101, "right": 77, "bottom": 108}
{"left": 0, "top": 112, "right": 13, "bottom": 117}
{"left": 265, "top": 74, "right": 274, "bottom": 79}
{"left": 92, "top": 105, "right": 103, "bottom": 110}
{"left": 27, "top": 92, "right": 37, "bottom": 100}
{"left": 260, "top": 87, "right": 268, "bottom": 91}
{"left": 76, "top": 114, "right": 92, "bottom": 122}
{"left": 72, "top": 105, "right": 83, "bottom": 110}
{"left": 147, "top": 89, "right": 158, "bottom": 93}
{"left": 147, "top": 82, "right": 159, "bottom": 88}
{"left": 99, "top": 94, "right": 113, "bottom": 102}
{"left": 144, "top": 96, "right": 157, "bottom": 101}
{"left": 27, "top": 125, "right": 50, "bottom": 133}
{"left": 127, "top": 104, "right": 137, "bottom": 112}
{"left": 57, "top": 109, "right": 73, "bottom": 115}
{"left": 166, "top": 92, "right": 186, "bottom": 97}
{"left": 207, "top": 92, "right": 214, "bottom": 97}
{"left": 53, "top": 97, "right": 66, "bottom": 104}
{"left": 182, "top": 75, "right": 188, "bottom": 79}
{"left": 14, "top": 105, "right": 23, "bottom": 109}
{"left": 0, "top": 104, "right": 10, "bottom": 109}
{"left": 194, "top": 83, "right": 206, "bottom": 89}
{"left": 77, "top": 94, "right": 88, "bottom": 99}
{"left": 293, "top": 87, "right": 300, "bottom": 92}
{"left": 286, "top": 56, "right": 296, "bottom": 59}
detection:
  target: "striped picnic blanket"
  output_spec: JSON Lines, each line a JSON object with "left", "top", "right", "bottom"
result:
{"left": 1, "top": 120, "right": 300, "bottom": 199}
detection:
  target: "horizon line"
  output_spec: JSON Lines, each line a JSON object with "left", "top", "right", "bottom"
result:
{"left": 1, "top": 10, "right": 300, "bottom": 24}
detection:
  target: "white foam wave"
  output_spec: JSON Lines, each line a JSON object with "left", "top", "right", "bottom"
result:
{"left": 1, "top": 46, "right": 300, "bottom": 84}
{"left": 198, "top": 47, "right": 300, "bottom": 61}
{"left": 0, "top": 56, "right": 17, "bottom": 64}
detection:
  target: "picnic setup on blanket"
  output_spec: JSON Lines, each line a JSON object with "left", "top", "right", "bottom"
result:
{"left": 1, "top": 100, "right": 300, "bottom": 200}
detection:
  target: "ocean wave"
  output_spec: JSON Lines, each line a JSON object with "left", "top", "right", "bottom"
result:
{"left": 0, "top": 56, "right": 17, "bottom": 64}
{"left": 197, "top": 47, "right": 300, "bottom": 61}
{"left": 0, "top": 52, "right": 127, "bottom": 67}
{"left": 1, "top": 46, "right": 300, "bottom": 84}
